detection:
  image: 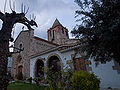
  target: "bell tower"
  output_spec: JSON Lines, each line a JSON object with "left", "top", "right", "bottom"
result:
{"left": 48, "top": 19, "right": 69, "bottom": 45}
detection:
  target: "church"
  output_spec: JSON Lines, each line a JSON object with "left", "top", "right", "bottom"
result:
{"left": 11, "top": 19, "right": 120, "bottom": 89}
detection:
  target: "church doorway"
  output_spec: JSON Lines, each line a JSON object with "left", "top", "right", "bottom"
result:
{"left": 17, "top": 65, "right": 23, "bottom": 80}
{"left": 35, "top": 59, "right": 44, "bottom": 77}
{"left": 47, "top": 56, "right": 61, "bottom": 73}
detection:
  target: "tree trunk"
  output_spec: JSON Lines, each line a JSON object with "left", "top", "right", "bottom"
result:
{"left": 0, "top": 10, "right": 37, "bottom": 90}
{"left": 0, "top": 37, "right": 9, "bottom": 90}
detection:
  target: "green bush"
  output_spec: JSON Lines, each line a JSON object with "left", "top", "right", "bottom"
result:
{"left": 17, "top": 72, "right": 23, "bottom": 80}
{"left": 47, "top": 71, "right": 61, "bottom": 90}
{"left": 71, "top": 70, "right": 100, "bottom": 90}
{"left": 26, "top": 77, "right": 32, "bottom": 84}
{"left": 61, "top": 69, "right": 73, "bottom": 89}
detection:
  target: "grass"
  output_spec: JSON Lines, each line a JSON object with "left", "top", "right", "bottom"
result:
{"left": 7, "top": 81, "right": 49, "bottom": 90}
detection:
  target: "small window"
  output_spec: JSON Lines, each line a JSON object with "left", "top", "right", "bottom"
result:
{"left": 19, "top": 44, "right": 22, "bottom": 49}
{"left": 50, "top": 31, "right": 52, "bottom": 36}
{"left": 61, "top": 29, "right": 64, "bottom": 34}
{"left": 53, "top": 30, "right": 54, "bottom": 39}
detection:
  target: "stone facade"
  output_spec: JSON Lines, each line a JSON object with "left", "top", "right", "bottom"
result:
{"left": 11, "top": 30, "right": 32, "bottom": 79}
{"left": 30, "top": 43, "right": 120, "bottom": 89}
{"left": 11, "top": 19, "right": 87, "bottom": 79}
{"left": 11, "top": 29, "right": 57, "bottom": 79}
{"left": 11, "top": 19, "right": 120, "bottom": 89}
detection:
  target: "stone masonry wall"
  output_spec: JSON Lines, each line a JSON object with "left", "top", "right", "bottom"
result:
{"left": 48, "top": 25, "right": 69, "bottom": 45}
{"left": 11, "top": 30, "right": 32, "bottom": 79}
{"left": 11, "top": 29, "right": 57, "bottom": 79}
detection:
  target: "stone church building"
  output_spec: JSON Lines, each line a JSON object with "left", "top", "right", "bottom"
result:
{"left": 11, "top": 19, "right": 120, "bottom": 89}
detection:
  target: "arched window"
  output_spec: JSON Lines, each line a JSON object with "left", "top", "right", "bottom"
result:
{"left": 35, "top": 59, "right": 44, "bottom": 77}
{"left": 48, "top": 56, "right": 61, "bottom": 73}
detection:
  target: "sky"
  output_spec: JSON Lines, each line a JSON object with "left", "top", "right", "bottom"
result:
{"left": 0, "top": 0, "right": 80, "bottom": 40}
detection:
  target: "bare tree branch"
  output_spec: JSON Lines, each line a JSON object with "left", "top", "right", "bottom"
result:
{"left": 0, "top": 11, "right": 4, "bottom": 20}
{"left": 13, "top": 1, "right": 15, "bottom": 11}
{"left": 21, "top": 3, "right": 23, "bottom": 13}
{"left": 25, "top": 7, "right": 29, "bottom": 14}
{"left": 9, "top": 0, "right": 14, "bottom": 12}
{"left": 4, "top": 0, "right": 7, "bottom": 13}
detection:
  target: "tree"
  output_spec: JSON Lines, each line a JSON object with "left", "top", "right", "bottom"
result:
{"left": 0, "top": 5, "right": 37, "bottom": 90}
{"left": 71, "top": 0, "right": 120, "bottom": 64}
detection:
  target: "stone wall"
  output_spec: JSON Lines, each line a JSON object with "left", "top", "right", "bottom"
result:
{"left": 11, "top": 30, "right": 32, "bottom": 79}
{"left": 11, "top": 29, "right": 57, "bottom": 79}
{"left": 30, "top": 37, "right": 57, "bottom": 56}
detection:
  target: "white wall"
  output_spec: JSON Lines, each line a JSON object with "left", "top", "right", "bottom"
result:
{"left": 30, "top": 49, "right": 120, "bottom": 89}
{"left": 90, "top": 60, "right": 120, "bottom": 88}
{"left": 30, "top": 50, "right": 75, "bottom": 78}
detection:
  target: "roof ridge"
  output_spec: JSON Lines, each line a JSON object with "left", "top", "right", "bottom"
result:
{"left": 34, "top": 36, "right": 59, "bottom": 46}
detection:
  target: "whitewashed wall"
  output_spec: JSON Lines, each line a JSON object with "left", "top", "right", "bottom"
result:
{"left": 30, "top": 49, "right": 120, "bottom": 89}
{"left": 90, "top": 60, "right": 120, "bottom": 89}
{"left": 30, "top": 49, "right": 74, "bottom": 78}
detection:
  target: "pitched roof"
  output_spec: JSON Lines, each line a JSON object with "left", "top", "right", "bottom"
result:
{"left": 52, "top": 18, "right": 61, "bottom": 28}
{"left": 34, "top": 36, "right": 59, "bottom": 46}
{"left": 30, "top": 44, "right": 82, "bottom": 59}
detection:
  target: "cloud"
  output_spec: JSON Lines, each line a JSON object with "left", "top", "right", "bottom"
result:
{"left": 0, "top": 0, "right": 79, "bottom": 40}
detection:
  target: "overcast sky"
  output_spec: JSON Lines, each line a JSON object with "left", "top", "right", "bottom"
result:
{"left": 0, "top": 0, "right": 79, "bottom": 40}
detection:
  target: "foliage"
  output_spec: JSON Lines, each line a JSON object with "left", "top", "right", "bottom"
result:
{"left": 33, "top": 77, "right": 40, "bottom": 85}
{"left": 71, "top": 70, "right": 100, "bottom": 90}
{"left": 61, "top": 69, "right": 73, "bottom": 89}
{"left": 26, "top": 77, "right": 32, "bottom": 84}
{"left": 47, "top": 69, "right": 61, "bottom": 90}
{"left": 17, "top": 72, "right": 23, "bottom": 80}
{"left": 108, "top": 87, "right": 113, "bottom": 90}
{"left": 46, "top": 66, "right": 100, "bottom": 90}
{"left": 71, "top": 0, "right": 120, "bottom": 63}
{"left": 46, "top": 65, "right": 74, "bottom": 90}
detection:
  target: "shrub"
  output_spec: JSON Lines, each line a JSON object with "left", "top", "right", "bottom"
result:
{"left": 26, "top": 77, "right": 32, "bottom": 84}
{"left": 61, "top": 69, "right": 73, "bottom": 90}
{"left": 71, "top": 70, "right": 100, "bottom": 90}
{"left": 17, "top": 72, "right": 23, "bottom": 80}
{"left": 33, "top": 77, "right": 40, "bottom": 85}
{"left": 47, "top": 71, "right": 61, "bottom": 90}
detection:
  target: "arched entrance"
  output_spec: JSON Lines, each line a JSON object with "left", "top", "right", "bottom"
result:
{"left": 17, "top": 65, "right": 23, "bottom": 80}
{"left": 35, "top": 59, "right": 44, "bottom": 77}
{"left": 47, "top": 56, "right": 61, "bottom": 73}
